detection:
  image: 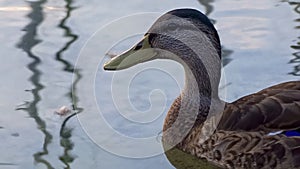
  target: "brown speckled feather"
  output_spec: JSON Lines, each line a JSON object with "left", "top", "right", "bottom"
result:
{"left": 196, "top": 131, "right": 300, "bottom": 168}
{"left": 217, "top": 81, "right": 300, "bottom": 133}
{"left": 197, "top": 81, "right": 300, "bottom": 168}
{"left": 164, "top": 81, "right": 300, "bottom": 169}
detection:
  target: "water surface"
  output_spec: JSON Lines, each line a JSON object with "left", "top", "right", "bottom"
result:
{"left": 0, "top": 0, "right": 299, "bottom": 168}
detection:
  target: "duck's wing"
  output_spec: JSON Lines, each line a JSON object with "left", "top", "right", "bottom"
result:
{"left": 217, "top": 81, "right": 300, "bottom": 133}
{"left": 204, "top": 130, "right": 300, "bottom": 168}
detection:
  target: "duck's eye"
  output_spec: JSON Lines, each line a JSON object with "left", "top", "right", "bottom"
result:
{"left": 167, "top": 23, "right": 177, "bottom": 31}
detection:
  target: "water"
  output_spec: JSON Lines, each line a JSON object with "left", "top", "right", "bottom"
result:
{"left": 0, "top": 0, "right": 299, "bottom": 168}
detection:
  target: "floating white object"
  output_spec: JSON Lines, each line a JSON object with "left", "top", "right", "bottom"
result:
{"left": 55, "top": 106, "right": 71, "bottom": 116}
{"left": 106, "top": 52, "right": 118, "bottom": 58}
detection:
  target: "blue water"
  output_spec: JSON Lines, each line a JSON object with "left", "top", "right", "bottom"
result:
{"left": 0, "top": 0, "right": 299, "bottom": 168}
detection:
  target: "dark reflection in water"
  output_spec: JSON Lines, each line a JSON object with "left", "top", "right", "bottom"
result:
{"left": 16, "top": 0, "right": 54, "bottom": 169}
{"left": 197, "top": 0, "right": 233, "bottom": 66}
{"left": 288, "top": 1, "right": 300, "bottom": 76}
{"left": 55, "top": 0, "right": 81, "bottom": 168}
{"left": 0, "top": 163, "right": 16, "bottom": 166}
{"left": 56, "top": 0, "right": 78, "bottom": 72}
{"left": 197, "top": 0, "right": 214, "bottom": 16}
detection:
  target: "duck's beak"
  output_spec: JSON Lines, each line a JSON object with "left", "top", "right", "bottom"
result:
{"left": 103, "top": 34, "right": 157, "bottom": 71}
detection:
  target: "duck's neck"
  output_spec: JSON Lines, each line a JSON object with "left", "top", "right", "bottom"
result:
{"left": 162, "top": 47, "right": 222, "bottom": 149}
{"left": 181, "top": 50, "right": 221, "bottom": 119}
{"left": 182, "top": 58, "right": 218, "bottom": 99}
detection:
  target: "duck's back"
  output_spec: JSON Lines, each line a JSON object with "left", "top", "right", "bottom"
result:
{"left": 211, "top": 81, "right": 300, "bottom": 168}
{"left": 217, "top": 81, "right": 300, "bottom": 133}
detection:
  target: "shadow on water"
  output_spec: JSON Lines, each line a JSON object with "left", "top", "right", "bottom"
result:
{"left": 197, "top": 0, "right": 233, "bottom": 67}
{"left": 16, "top": 0, "right": 54, "bottom": 169}
{"left": 287, "top": 1, "right": 300, "bottom": 76}
{"left": 55, "top": 0, "right": 82, "bottom": 168}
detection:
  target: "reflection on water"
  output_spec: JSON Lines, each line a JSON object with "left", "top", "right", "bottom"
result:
{"left": 221, "top": 46, "right": 233, "bottom": 67}
{"left": 16, "top": 0, "right": 54, "bottom": 169}
{"left": 288, "top": 1, "right": 300, "bottom": 76}
{"left": 197, "top": 0, "right": 214, "bottom": 16}
{"left": 55, "top": 0, "right": 80, "bottom": 168}
{"left": 0, "top": 163, "right": 16, "bottom": 166}
{"left": 15, "top": 0, "right": 80, "bottom": 168}
{"left": 56, "top": 0, "right": 78, "bottom": 73}
{"left": 198, "top": 0, "right": 233, "bottom": 67}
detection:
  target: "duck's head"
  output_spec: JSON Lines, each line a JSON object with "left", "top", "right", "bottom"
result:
{"left": 104, "top": 8, "right": 221, "bottom": 71}
{"left": 104, "top": 8, "right": 222, "bottom": 98}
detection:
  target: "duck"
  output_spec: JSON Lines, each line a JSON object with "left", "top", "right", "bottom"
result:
{"left": 103, "top": 8, "right": 300, "bottom": 169}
